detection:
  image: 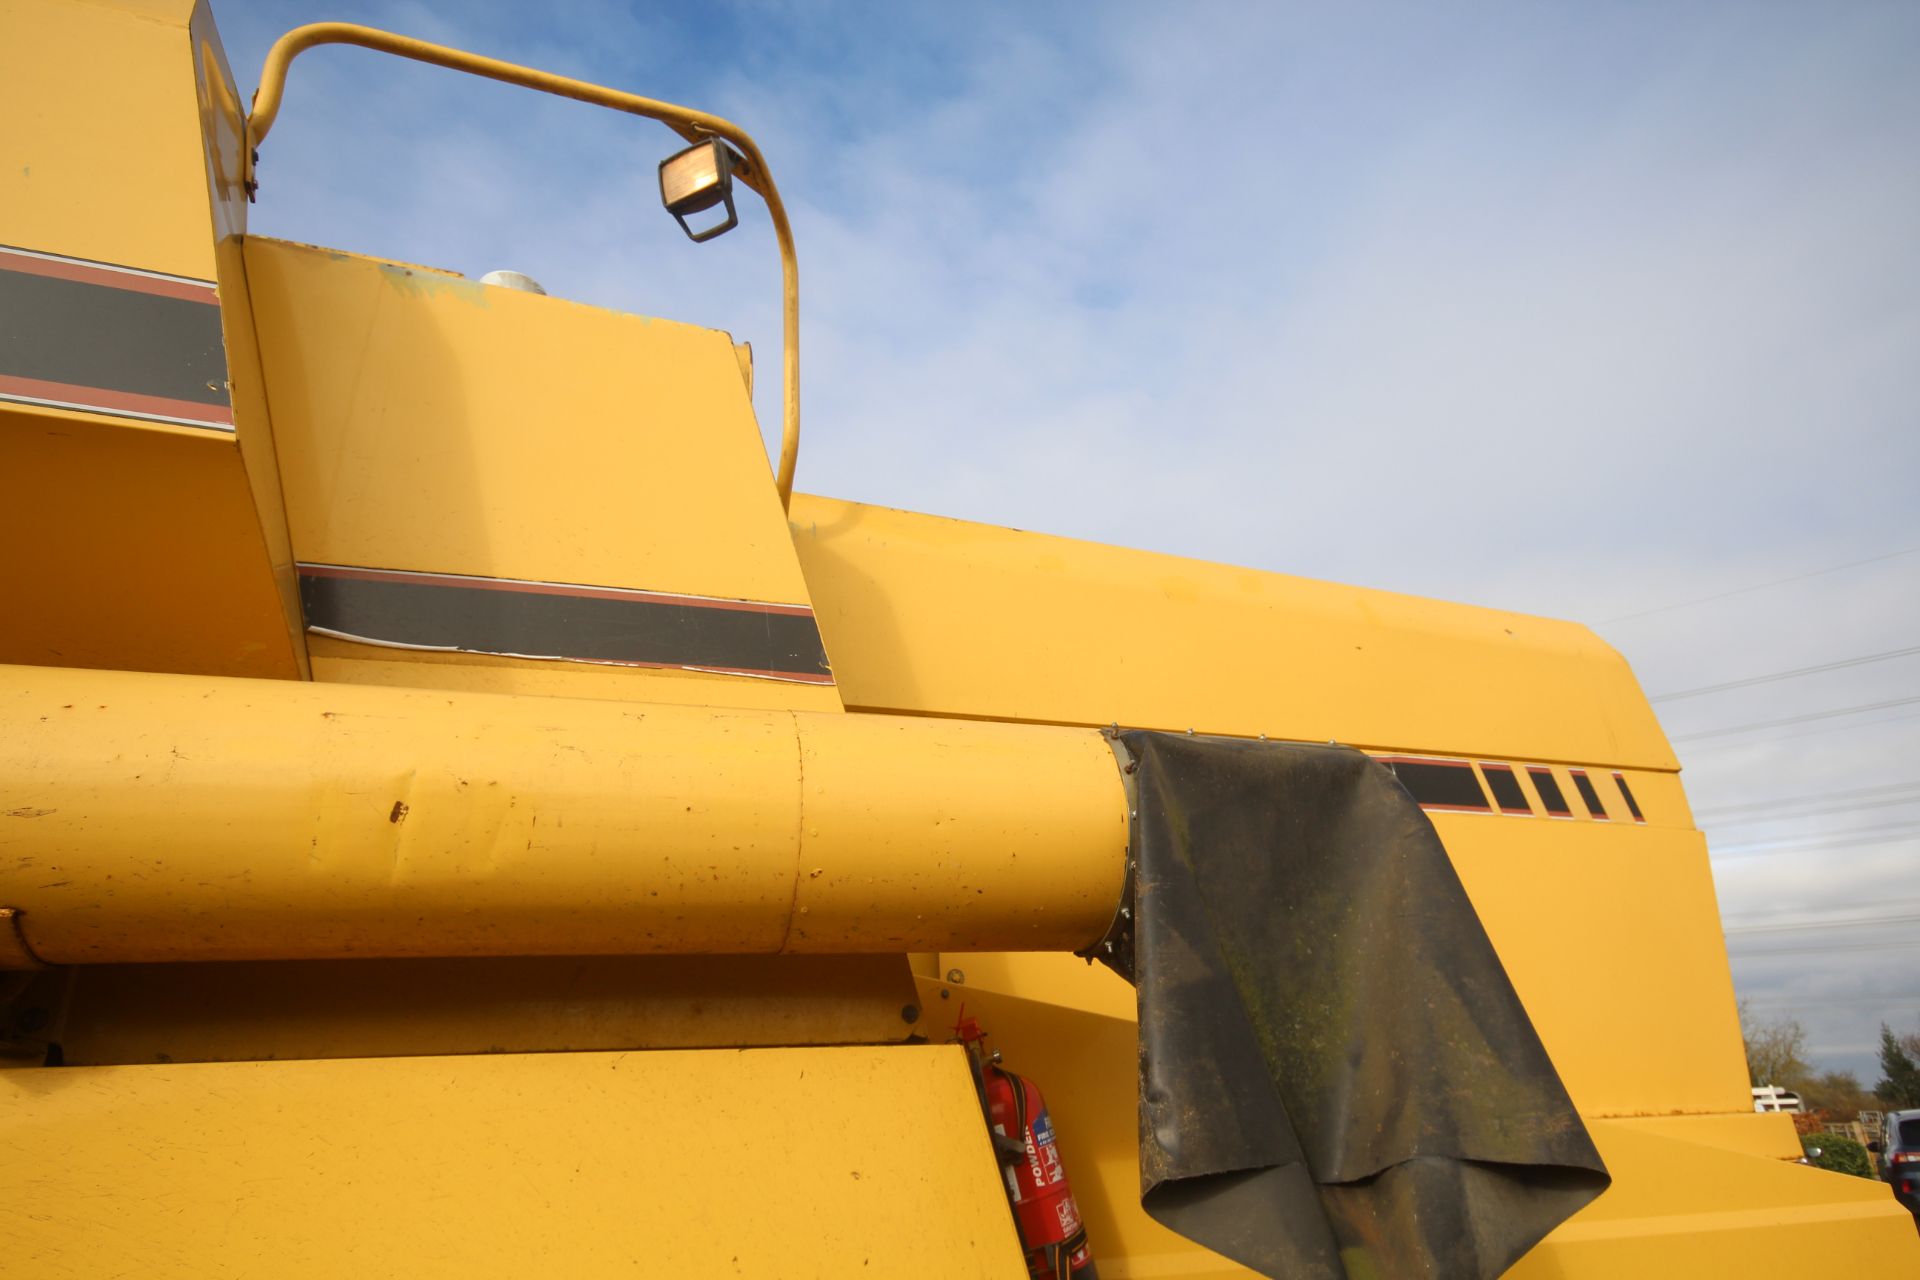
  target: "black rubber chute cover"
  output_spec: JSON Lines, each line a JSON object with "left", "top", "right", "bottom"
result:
{"left": 1100, "top": 732, "right": 1608, "bottom": 1279}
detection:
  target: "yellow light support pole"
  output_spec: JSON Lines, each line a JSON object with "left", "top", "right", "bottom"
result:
{"left": 245, "top": 23, "right": 804, "bottom": 509}
{"left": 0, "top": 665, "right": 1127, "bottom": 965}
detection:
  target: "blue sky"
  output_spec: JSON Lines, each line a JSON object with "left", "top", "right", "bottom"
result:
{"left": 217, "top": 1, "right": 1920, "bottom": 1083}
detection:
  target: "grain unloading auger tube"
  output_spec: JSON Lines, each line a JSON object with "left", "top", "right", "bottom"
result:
{"left": 0, "top": 664, "right": 1604, "bottom": 1278}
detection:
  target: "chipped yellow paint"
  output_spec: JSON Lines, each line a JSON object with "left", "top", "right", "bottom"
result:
{"left": 0, "top": 663, "right": 1126, "bottom": 963}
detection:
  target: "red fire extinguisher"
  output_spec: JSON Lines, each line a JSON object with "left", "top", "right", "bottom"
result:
{"left": 957, "top": 1013, "right": 1098, "bottom": 1280}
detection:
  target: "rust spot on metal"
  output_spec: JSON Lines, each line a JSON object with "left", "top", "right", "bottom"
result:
{"left": 5, "top": 808, "right": 55, "bottom": 819}
{"left": 389, "top": 801, "right": 410, "bottom": 824}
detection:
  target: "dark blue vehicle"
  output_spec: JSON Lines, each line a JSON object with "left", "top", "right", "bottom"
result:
{"left": 1873, "top": 1110, "right": 1920, "bottom": 1221}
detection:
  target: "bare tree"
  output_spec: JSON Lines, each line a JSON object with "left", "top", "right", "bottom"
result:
{"left": 1799, "top": 1070, "right": 1874, "bottom": 1118}
{"left": 1739, "top": 1001, "right": 1811, "bottom": 1089}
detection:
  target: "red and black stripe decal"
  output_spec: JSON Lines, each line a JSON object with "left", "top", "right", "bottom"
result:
{"left": 1369, "top": 753, "right": 1657, "bottom": 824}
{"left": 0, "top": 245, "right": 231, "bottom": 430}
{"left": 1528, "top": 766, "right": 1574, "bottom": 818}
{"left": 297, "top": 564, "right": 833, "bottom": 684}
{"left": 1613, "top": 771, "right": 1646, "bottom": 823}
{"left": 1376, "top": 756, "right": 1492, "bottom": 813}
{"left": 1569, "top": 768, "right": 1610, "bottom": 821}
{"left": 1478, "top": 762, "right": 1533, "bottom": 815}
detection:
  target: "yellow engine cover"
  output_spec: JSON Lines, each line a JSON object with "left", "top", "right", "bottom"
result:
{"left": 0, "top": 1043, "right": 1026, "bottom": 1278}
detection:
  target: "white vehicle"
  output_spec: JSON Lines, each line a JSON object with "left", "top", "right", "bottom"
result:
{"left": 1754, "top": 1086, "right": 1805, "bottom": 1114}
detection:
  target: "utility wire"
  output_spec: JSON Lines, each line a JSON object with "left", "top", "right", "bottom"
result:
{"left": 1671, "top": 695, "right": 1920, "bottom": 742}
{"left": 1728, "top": 937, "right": 1920, "bottom": 958}
{"left": 1679, "top": 708, "right": 1920, "bottom": 754}
{"left": 1712, "top": 825, "right": 1920, "bottom": 860}
{"left": 1725, "top": 895, "right": 1920, "bottom": 925}
{"left": 1695, "top": 781, "right": 1920, "bottom": 818}
{"left": 1603, "top": 546, "right": 1920, "bottom": 625}
{"left": 1707, "top": 794, "right": 1920, "bottom": 829}
{"left": 1651, "top": 645, "right": 1920, "bottom": 703}
{"left": 1738, "top": 994, "right": 1920, "bottom": 1010}
{"left": 1716, "top": 817, "right": 1920, "bottom": 850}
{"left": 1723, "top": 911, "right": 1920, "bottom": 936}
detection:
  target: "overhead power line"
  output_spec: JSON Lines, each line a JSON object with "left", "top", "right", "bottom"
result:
{"left": 1671, "top": 694, "right": 1920, "bottom": 742}
{"left": 1738, "top": 994, "right": 1920, "bottom": 1011}
{"left": 1694, "top": 780, "right": 1920, "bottom": 818}
{"left": 1728, "top": 937, "right": 1920, "bottom": 958}
{"left": 1603, "top": 546, "right": 1920, "bottom": 625}
{"left": 1725, "top": 895, "right": 1920, "bottom": 925}
{"left": 1716, "top": 817, "right": 1920, "bottom": 851}
{"left": 1651, "top": 645, "right": 1920, "bottom": 703}
{"left": 1679, "top": 708, "right": 1920, "bottom": 754}
{"left": 1707, "top": 793, "right": 1920, "bottom": 829}
{"left": 1713, "top": 834, "right": 1920, "bottom": 862}
{"left": 1723, "top": 911, "right": 1920, "bottom": 936}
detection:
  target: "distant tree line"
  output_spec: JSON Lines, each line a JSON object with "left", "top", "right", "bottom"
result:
{"left": 1739, "top": 1004, "right": 1920, "bottom": 1113}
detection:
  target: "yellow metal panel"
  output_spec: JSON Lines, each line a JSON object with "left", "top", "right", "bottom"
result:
{"left": 0, "top": 0, "right": 303, "bottom": 680}
{"left": 917, "top": 971, "right": 1920, "bottom": 1279}
{"left": 914, "top": 972, "right": 1255, "bottom": 1279}
{"left": 0, "top": 1044, "right": 1028, "bottom": 1278}
{"left": 1608, "top": 1111, "right": 1804, "bottom": 1161}
{"left": 1616, "top": 765, "right": 1696, "bottom": 827}
{"left": 1510, "top": 1119, "right": 1920, "bottom": 1276}
{"left": 795, "top": 711, "right": 1127, "bottom": 951}
{"left": 789, "top": 494, "right": 1674, "bottom": 770}
{"left": 941, "top": 950, "right": 1137, "bottom": 1022}
{"left": 306, "top": 633, "right": 844, "bottom": 711}
{"left": 249, "top": 236, "right": 836, "bottom": 708}
{"left": 0, "top": 416, "right": 301, "bottom": 678}
{"left": 248, "top": 237, "right": 802, "bottom": 598}
{"left": 242, "top": 19, "right": 809, "bottom": 511}
{"left": 1431, "top": 810, "right": 1750, "bottom": 1117}
{"left": 0, "top": 664, "right": 1126, "bottom": 962}
{"left": 943, "top": 808, "right": 1750, "bottom": 1126}
{"left": 49, "top": 954, "right": 922, "bottom": 1064}
{"left": 191, "top": 0, "right": 310, "bottom": 676}
{"left": 0, "top": 0, "right": 211, "bottom": 281}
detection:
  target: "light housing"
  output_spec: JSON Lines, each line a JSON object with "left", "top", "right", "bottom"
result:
{"left": 659, "top": 138, "right": 743, "bottom": 242}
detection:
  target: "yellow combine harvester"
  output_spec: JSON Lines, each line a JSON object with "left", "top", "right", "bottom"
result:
{"left": 2, "top": 3, "right": 1914, "bottom": 1275}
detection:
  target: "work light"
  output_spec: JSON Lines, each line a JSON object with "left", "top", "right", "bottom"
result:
{"left": 659, "top": 138, "right": 742, "bottom": 242}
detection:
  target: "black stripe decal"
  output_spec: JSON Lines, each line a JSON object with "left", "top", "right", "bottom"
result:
{"left": 1372, "top": 755, "right": 1655, "bottom": 823}
{"left": 1569, "top": 769, "right": 1610, "bottom": 821}
{"left": 1379, "top": 757, "right": 1491, "bottom": 812}
{"left": 298, "top": 566, "right": 833, "bottom": 683}
{"left": 1480, "top": 762, "right": 1532, "bottom": 815}
{"left": 1528, "top": 767, "right": 1573, "bottom": 817}
{"left": 0, "top": 247, "right": 230, "bottom": 429}
{"left": 1613, "top": 772, "right": 1646, "bottom": 823}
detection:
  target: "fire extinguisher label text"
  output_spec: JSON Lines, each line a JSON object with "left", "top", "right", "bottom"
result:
{"left": 1030, "top": 1112, "right": 1065, "bottom": 1187}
